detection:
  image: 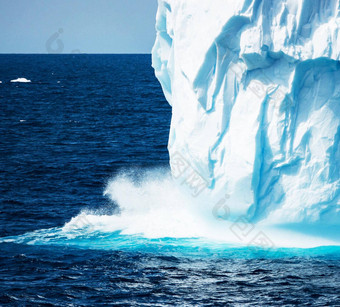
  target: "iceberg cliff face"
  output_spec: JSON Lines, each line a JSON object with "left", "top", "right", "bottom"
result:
{"left": 152, "top": 0, "right": 340, "bottom": 225}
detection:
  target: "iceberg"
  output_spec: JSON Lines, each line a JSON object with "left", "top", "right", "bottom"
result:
{"left": 10, "top": 78, "right": 31, "bottom": 83}
{"left": 152, "top": 0, "right": 340, "bottom": 226}
{"left": 2, "top": 0, "right": 339, "bottom": 250}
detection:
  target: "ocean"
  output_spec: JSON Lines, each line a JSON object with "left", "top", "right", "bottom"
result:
{"left": 0, "top": 54, "right": 339, "bottom": 306}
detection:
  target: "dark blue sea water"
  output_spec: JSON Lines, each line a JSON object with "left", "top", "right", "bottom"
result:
{"left": 0, "top": 55, "right": 339, "bottom": 306}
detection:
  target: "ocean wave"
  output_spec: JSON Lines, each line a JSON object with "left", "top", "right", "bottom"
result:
{"left": 1, "top": 168, "right": 339, "bottom": 250}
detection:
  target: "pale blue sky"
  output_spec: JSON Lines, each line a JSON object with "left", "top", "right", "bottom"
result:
{"left": 0, "top": 0, "right": 158, "bottom": 53}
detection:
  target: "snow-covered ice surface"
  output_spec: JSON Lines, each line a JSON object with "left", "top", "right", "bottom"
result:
{"left": 152, "top": 0, "right": 340, "bottom": 243}
{"left": 10, "top": 78, "right": 31, "bottom": 83}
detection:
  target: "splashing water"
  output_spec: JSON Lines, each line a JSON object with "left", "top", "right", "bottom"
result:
{"left": 1, "top": 168, "right": 339, "bottom": 254}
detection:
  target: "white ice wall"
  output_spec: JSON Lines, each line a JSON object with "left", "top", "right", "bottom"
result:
{"left": 152, "top": 0, "right": 340, "bottom": 225}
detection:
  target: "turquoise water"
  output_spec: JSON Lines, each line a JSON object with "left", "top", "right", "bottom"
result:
{"left": 3, "top": 229, "right": 340, "bottom": 259}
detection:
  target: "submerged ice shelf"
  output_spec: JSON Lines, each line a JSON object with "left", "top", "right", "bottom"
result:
{"left": 152, "top": 0, "right": 340, "bottom": 227}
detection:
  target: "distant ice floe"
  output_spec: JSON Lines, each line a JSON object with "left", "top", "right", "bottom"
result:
{"left": 10, "top": 78, "right": 31, "bottom": 83}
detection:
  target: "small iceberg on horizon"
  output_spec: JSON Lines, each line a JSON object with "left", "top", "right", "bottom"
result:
{"left": 10, "top": 78, "right": 31, "bottom": 83}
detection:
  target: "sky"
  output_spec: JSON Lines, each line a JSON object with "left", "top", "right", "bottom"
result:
{"left": 0, "top": 0, "right": 158, "bottom": 54}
